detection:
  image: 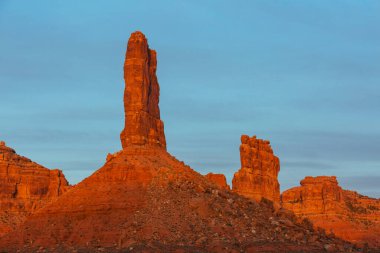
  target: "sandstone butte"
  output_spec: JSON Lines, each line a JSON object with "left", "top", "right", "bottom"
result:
{"left": 0, "top": 141, "right": 69, "bottom": 237}
{"left": 204, "top": 173, "right": 230, "bottom": 190}
{"left": 0, "top": 32, "right": 359, "bottom": 252}
{"left": 232, "top": 135, "right": 281, "bottom": 208}
{"left": 282, "top": 176, "right": 380, "bottom": 249}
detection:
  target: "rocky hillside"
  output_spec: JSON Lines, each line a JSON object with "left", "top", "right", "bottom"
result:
{"left": 0, "top": 146, "right": 356, "bottom": 252}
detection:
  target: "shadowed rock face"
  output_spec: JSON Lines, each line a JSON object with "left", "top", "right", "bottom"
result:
{"left": 282, "top": 176, "right": 380, "bottom": 248}
{"left": 232, "top": 135, "right": 280, "bottom": 207}
{"left": 0, "top": 141, "right": 69, "bottom": 236}
{"left": 205, "top": 173, "right": 230, "bottom": 190}
{"left": 120, "top": 31, "right": 166, "bottom": 150}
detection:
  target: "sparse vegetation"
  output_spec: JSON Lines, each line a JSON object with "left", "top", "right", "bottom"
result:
{"left": 367, "top": 205, "right": 379, "bottom": 211}
{"left": 345, "top": 201, "right": 367, "bottom": 214}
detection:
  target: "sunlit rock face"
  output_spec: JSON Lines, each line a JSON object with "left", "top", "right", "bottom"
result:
{"left": 120, "top": 31, "right": 166, "bottom": 150}
{"left": 205, "top": 173, "right": 230, "bottom": 190}
{"left": 282, "top": 176, "right": 345, "bottom": 215}
{"left": 282, "top": 176, "right": 380, "bottom": 248}
{"left": 232, "top": 135, "right": 280, "bottom": 207}
{"left": 0, "top": 141, "right": 69, "bottom": 236}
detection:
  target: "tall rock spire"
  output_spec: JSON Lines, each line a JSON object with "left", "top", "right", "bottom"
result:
{"left": 120, "top": 31, "right": 166, "bottom": 149}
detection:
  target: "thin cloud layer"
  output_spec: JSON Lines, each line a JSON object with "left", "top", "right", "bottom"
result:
{"left": 0, "top": 1, "right": 379, "bottom": 197}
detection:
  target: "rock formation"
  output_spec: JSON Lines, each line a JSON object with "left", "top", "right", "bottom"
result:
{"left": 205, "top": 173, "right": 230, "bottom": 190}
{"left": 232, "top": 135, "right": 280, "bottom": 207}
{"left": 0, "top": 141, "right": 69, "bottom": 236}
{"left": 0, "top": 147, "right": 354, "bottom": 252}
{"left": 0, "top": 32, "right": 358, "bottom": 252}
{"left": 120, "top": 31, "right": 166, "bottom": 149}
{"left": 282, "top": 176, "right": 380, "bottom": 248}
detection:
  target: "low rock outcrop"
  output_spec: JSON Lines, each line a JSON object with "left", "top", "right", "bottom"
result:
{"left": 282, "top": 176, "right": 380, "bottom": 248}
{"left": 232, "top": 135, "right": 280, "bottom": 207}
{"left": 0, "top": 141, "right": 69, "bottom": 236}
{"left": 205, "top": 173, "right": 230, "bottom": 190}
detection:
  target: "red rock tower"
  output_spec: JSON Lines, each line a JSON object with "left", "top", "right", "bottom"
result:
{"left": 120, "top": 31, "right": 166, "bottom": 149}
{"left": 232, "top": 135, "right": 280, "bottom": 207}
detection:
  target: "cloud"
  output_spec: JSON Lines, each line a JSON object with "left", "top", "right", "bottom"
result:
{"left": 2, "top": 129, "right": 113, "bottom": 144}
{"left": 273, "top": 130, "right": 380, "bottom": 163}
{"left": 1, "top": 0, "right": 379, "bottom": 194}
{"left": 282, "top": 160, "right": 336, "bottom": 170}
{"left": 340, "top": 176, "right": 380, "bottom": 193}
{"left": 338, "top": 176, "right": 380, "bottom": 198}
{"left": 56, "top": 160, "right": 105, "bottom": 171}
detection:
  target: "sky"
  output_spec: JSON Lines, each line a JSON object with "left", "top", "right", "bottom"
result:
{"left": 0, "top": 1, "right": 379, "bottom": 197}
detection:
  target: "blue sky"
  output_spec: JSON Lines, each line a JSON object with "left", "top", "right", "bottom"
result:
{"left": 0, "top": 1, "right": 379, "bottom": 197}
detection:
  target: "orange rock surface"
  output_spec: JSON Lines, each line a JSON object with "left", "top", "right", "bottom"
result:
{"left": 232, "top": 135, "right": 280, "bottom": 207}
{"left": 282, "top": 176, "right": 380, "bottom": 248}
{"left": 0, "top": 32, "right": 358, "bottom": 252}
{"left": 120, "top": 31, "right": 166, "bottom": 150}
{"left": 205, "top": 173, "right": 230, "bottom": 190}
{"left": 0, "top": 146, "right": 353, "bottom": 252}
{"left": 0, "top": 141, "right": 69, "bottom": 236}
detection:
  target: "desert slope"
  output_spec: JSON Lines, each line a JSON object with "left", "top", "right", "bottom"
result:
{"left": 0, "top": 146, "right": 354, "bottom": 252}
